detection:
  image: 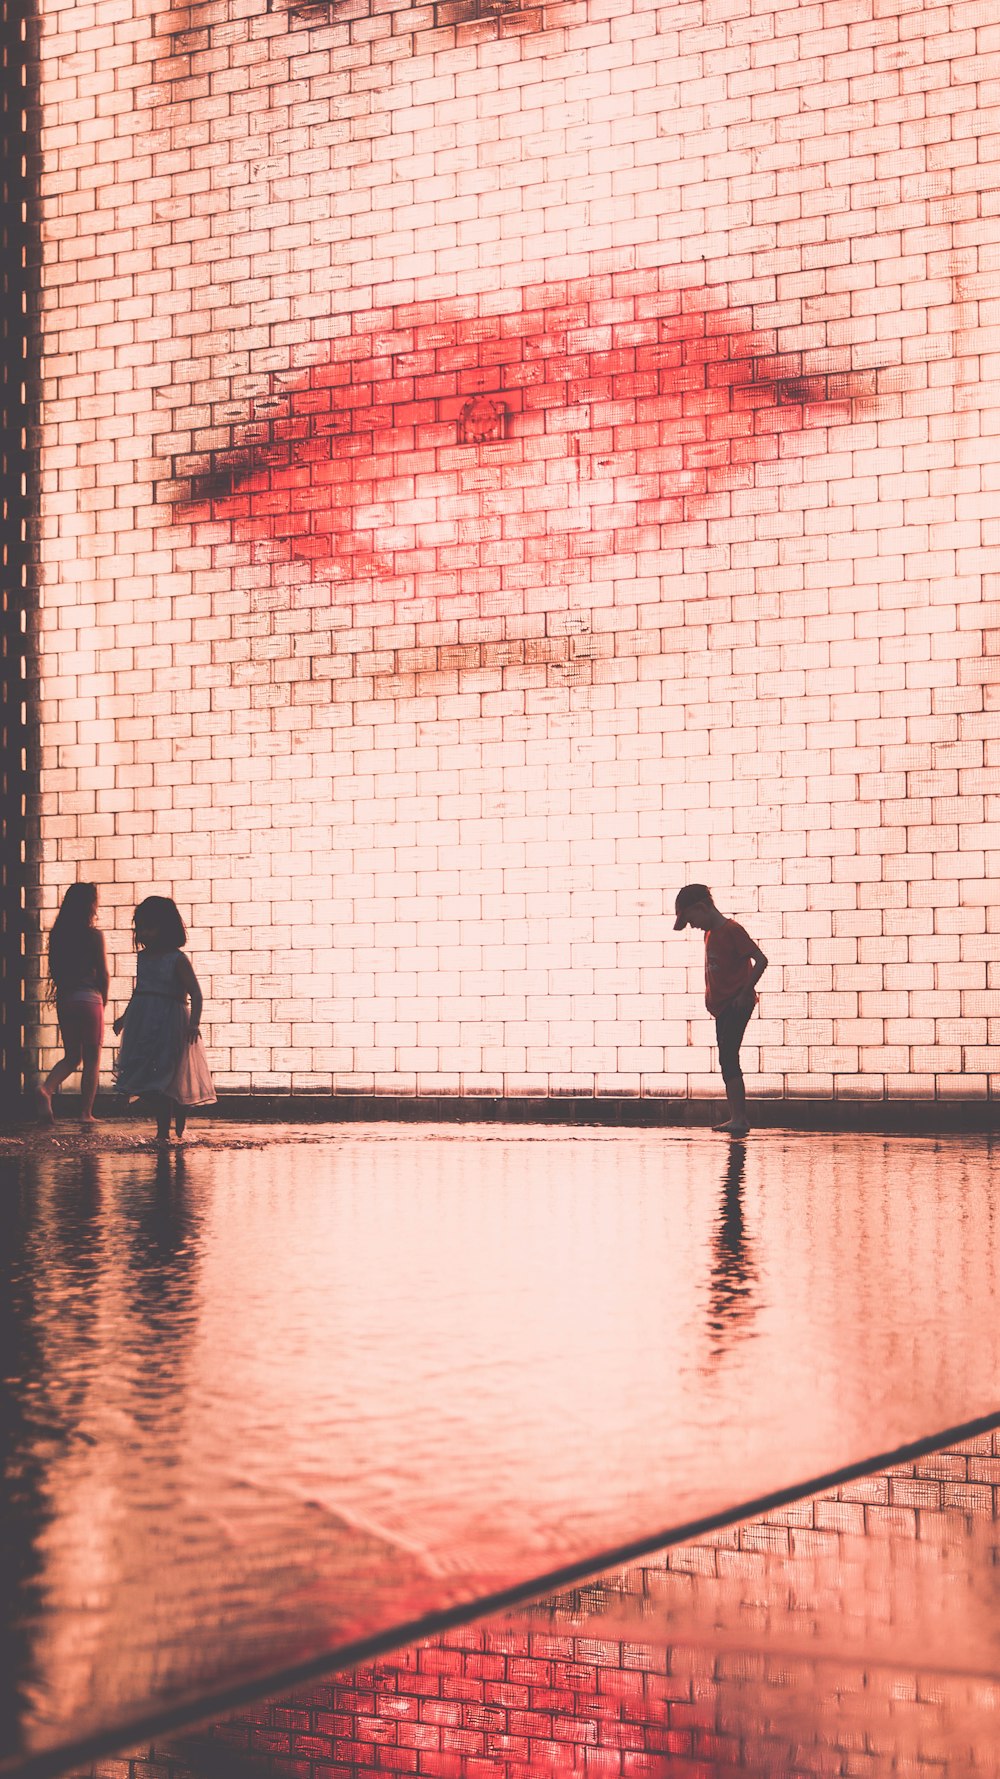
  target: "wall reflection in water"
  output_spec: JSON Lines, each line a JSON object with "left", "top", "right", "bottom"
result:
{"left": 180, "top": 1435, "right": 1000, "bottom": 1779}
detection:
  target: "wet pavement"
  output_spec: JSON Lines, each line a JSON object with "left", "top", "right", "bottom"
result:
{"left": 1, "top": 1123, "right": 998, "bottom": 1777}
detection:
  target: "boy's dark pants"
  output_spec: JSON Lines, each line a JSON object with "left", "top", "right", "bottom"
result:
{"left": 714, "top": 1000, "right": 755, "bottom": 1093}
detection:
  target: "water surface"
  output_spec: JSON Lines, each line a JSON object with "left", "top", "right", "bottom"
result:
{"left": 1, "top": 1126, "right": 997, "bottom": 1774}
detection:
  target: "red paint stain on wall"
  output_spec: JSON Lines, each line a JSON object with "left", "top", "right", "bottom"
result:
{"left": 173, "top": 271, "right": 874, "bottom": 601}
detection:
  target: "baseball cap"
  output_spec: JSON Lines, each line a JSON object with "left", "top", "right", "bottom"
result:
{"left": 673, "top": 883, "right": 711, "bottom": 929}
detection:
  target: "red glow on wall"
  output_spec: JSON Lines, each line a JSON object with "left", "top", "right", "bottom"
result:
{"left": 174, "top": 274, "right": 874, "bottom": 597}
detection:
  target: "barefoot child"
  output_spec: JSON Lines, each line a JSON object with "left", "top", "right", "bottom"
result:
{"left": 113, "top": 896, "right": 216, "bottom": 1140}
{"left": 37, "top": 882, "right": 110, "bottom": 1125}
{"left": 674, "top": 884, "right": 768, "bottom": 1137}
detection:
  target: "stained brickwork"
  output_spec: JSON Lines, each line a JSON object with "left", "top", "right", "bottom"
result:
{"left": 32, "top": 0, "right": 1000, "bottom": 1097}
{"left": 84, "top": 1437, "right": 1000, "bottom": 1779}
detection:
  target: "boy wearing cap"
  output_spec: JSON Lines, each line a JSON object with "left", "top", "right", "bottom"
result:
{"left": 674, "top": 885, "right": 768, "bottom": 1137}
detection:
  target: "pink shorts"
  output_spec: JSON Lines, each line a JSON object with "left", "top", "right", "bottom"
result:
{"left": 57, "top": 990, "right": 105, "bottom": 1053}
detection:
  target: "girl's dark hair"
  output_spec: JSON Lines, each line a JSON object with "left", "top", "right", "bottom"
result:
{"left": 133, "top": 895, "right": 187, "bottom": 949}
{"left": 47, "top": 883, "right": 99, "bottom": 999}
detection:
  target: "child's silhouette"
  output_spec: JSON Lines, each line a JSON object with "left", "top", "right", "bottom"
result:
{"left": 674, "top": 884, "right": 768, "bottom": 1137}
{"left": 113, "top": 896, "right": 215, "bottom": 1141}
{"left": 37, "top": 882, "right": 109, "bottom": 1126}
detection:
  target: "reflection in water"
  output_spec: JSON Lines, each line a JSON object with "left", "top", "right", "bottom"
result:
{"left": 31, "top": 1152, "right": 104, "bottom": 1434}
{"left": 0, "top": 1147, "right": 203, "bottom": 1764}
{"left": 179, "top": 1441, "right": 1000, "bottom": 1779}
{"left": 0, "top": 1161, "right": 52, "bottom": 1762}
{"left": 118, "top": 1149, "right": 199, "bottom": 1423}
{"left": 705, "top": 1140, "right": 759, "bottom": 1362}
{"left": 3, "top": 1128, "right": 1000, "bottom": 1778}
{"left": 1, "top": 1153, "right": 102, "bottom": 1758}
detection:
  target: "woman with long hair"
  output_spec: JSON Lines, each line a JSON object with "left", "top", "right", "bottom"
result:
{"left": 37, "top": 882, "right": 109, "bottom": 1125}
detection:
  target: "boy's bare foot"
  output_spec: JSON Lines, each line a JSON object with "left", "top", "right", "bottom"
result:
{"left": 713, "top": 1119, "right": 750, "bottom": 1136}
{"left": 35, "top": 1085, "right": 54, "bottom": 1124}
{"left": 79, "top": 1115, "right": 99, "bottom": 1126}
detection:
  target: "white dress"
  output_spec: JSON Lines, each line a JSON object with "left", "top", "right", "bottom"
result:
{"left": 114, "top": 949, "right": 216, "bottom": 1106}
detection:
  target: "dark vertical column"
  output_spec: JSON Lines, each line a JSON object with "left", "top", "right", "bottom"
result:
{"left": 0, "top": 0, "right": 38, "bottom": 1116}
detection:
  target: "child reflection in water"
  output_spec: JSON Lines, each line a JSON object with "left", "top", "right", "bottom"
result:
{"left": 113, "top": 896, "right": 216, "bottom": 1143}
{"left": 706, "top": 1139, "right": 758, "bottom": 1362}
{"left": 674, "top": 885, "right": 768, "bottom": 1137}
{"left": 37, "top": 882, "right": 109, "bottom": 1126}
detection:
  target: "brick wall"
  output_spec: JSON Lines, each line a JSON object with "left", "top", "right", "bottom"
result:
{"left": 91, "top": 1436, "right": 1000, "bottom": 1779}
{"left": 31, "top": 0, "right": 1000, "bottom": 1098}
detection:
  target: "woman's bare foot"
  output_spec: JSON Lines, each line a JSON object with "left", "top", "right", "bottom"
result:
{"left": 35, "top": 1085, "right": 55, "bottom": 1125}
{"left": 79, "top": 1114, "right": 100, "bottom": 1126}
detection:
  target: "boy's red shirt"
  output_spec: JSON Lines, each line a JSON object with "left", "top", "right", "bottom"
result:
{"left": 704, "top": 920, "right": 758, "bottom": 1015}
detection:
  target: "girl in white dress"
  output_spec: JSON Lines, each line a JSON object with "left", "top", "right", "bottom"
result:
{"left": 114, "top": 896, "right": 216, "bottom": 1140}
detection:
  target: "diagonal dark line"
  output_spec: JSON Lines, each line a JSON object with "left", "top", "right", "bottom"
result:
{"left": 5, "top": 1405, "right": 1000, "bottom": 1779}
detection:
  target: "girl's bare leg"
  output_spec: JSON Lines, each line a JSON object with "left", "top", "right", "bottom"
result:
{"left": 79, "top": 1040, "right": 101, "bottom": 1122}
{"left": 175, "top": 1105, "right": 187, "bottom": 1138}
{"left": 154, "top": 1093, "right": 172, "bottom": 1142}
{"left": 38, "top": 1049, "right": 83, "bottom": 1121}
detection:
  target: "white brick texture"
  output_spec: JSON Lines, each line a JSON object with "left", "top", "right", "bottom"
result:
{"left": 31, "top": 0, "right": 1000, "bottom": 1098}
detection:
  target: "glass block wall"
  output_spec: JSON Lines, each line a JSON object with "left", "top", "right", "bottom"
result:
{"left": 31, "top": 0, "right": 1000, "bottom": 1099}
